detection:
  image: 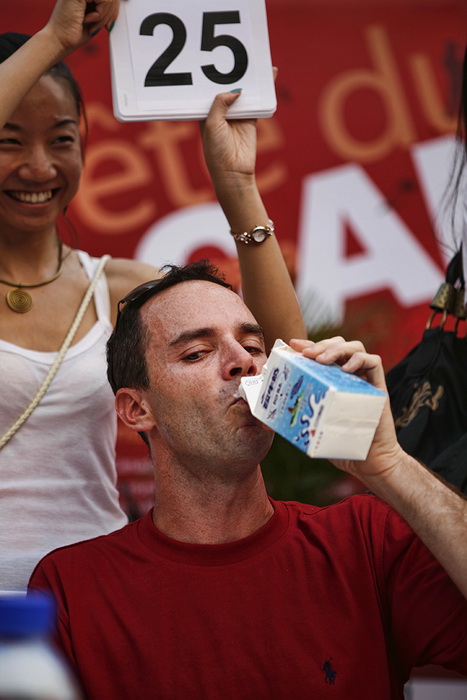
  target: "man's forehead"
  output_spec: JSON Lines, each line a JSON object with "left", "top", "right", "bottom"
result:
{"left": 142, "top": 280, "right": 255, "bottom": 338}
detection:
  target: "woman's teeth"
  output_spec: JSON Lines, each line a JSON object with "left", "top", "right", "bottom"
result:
{"left": 8, "top": 190, "right": 53, "bottom": 204}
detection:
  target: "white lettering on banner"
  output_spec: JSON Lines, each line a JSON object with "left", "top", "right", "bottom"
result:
{"left": 411, "top": 135, "right": 464, "bottom": 267}
{"left": 134, "top": 202, "right": 236, "bottom": 266}
{"left": 295, "top": 163, "right": 443, "bottom": 327}
{"left": 134, "top": 144, "right": 452, "bottom": 328}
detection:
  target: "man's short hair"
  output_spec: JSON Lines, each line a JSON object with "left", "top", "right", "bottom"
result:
{"left": 106, "top": 260, "right": 232, "bottom": 396}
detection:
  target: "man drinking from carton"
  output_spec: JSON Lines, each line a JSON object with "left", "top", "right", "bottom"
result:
{"left": 29, "top": 261, "right": 467, "bottom": 699}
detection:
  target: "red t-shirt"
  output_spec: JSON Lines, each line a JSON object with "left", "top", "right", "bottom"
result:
{"left": 29, "top": 496, "right": 467, "bottom": 699}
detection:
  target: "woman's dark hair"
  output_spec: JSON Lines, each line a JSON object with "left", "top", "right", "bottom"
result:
{"left": 0, "top": 32, "right": 87, "bottom": 139}
{"left": 446, "top": 44, "right": 467, "bottom": 245}
{"left": 459, "top": 46, "right": 467, "bottom": 146}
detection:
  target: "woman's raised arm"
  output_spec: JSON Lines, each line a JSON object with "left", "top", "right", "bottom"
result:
{"left": 0, "top": 0, "right": 119, "bottom": 128}
{"left": 201, "top": 90, "right": 307, "bottom": 352}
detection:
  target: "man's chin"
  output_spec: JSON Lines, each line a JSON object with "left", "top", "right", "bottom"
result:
{"left": 239, "top": 416, "right": 272, "bottom": 432}
{"left": 239, "top": 423, "right": 274, "bottom": 455}
{"left": 232, "top": 402, "right": 270, "bottom": 430}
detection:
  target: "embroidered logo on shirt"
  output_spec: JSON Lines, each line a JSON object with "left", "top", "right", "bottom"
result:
{"left": 323, "top": 657, "right": 337, "bottom": 685}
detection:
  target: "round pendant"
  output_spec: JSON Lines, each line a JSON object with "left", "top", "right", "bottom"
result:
{"left": 6, "top": 288, "right": 33, "bottom": 313}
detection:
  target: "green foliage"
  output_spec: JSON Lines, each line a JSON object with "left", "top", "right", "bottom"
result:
{"left": 261, "top": 434, "right": 350, "bottom": 506}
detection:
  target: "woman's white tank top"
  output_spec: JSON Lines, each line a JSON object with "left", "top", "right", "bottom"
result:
{"left": 0, "top": 251, "right": 128, "bottom": 591}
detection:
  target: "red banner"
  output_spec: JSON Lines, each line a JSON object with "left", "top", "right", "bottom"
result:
{"left": 3, "top": 0, "right": 467, "bottom": 515}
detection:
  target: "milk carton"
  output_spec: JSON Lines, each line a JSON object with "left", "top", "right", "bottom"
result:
{"left": 240, "top": 340, "right": 387, "bottom": 460}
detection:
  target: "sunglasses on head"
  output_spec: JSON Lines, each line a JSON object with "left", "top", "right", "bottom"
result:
{"left": 116, "top": 279, "right": 162, "bottom": 329}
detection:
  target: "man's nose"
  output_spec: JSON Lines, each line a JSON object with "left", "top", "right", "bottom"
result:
{"left": 223, "top": 345, "right": 258, "bottom": 380}
{"left": 18, "top": 146, "right": 57, "bottom": 182}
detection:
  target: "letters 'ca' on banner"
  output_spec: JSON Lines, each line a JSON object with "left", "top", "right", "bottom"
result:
{"left": 109, "top": 0, "right": 277, "bottom": 121}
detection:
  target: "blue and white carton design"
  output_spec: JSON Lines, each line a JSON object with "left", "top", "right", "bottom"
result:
{"left": 240, "top": 340, "right": 387, "bottom": 460}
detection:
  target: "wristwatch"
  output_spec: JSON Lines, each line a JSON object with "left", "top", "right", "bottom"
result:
{"left": 230, "top": 219, "right": 275, "bottom": 245}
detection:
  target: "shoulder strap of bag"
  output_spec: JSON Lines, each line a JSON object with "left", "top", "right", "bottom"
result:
{"left": 0, "top": 254, "right": 111, "bottom": 450}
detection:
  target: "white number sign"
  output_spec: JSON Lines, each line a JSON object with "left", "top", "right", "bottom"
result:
{"left": 109, "top": 0, "right": 276, "bottom": 121}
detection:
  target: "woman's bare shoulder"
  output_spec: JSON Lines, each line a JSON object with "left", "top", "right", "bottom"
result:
{"left": 105, "top": 257, "right": 162, "bottom": 313}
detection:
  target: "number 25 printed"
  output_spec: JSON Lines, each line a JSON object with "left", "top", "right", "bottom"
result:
{"left": 141, "top": 11, "right": 249, "bottom": 87}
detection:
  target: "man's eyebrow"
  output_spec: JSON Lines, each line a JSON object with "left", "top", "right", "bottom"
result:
{"left": 168, "top": 323, "right": 265, "bottom": 348}
{"left": 169, "top": 328, "right": 216, "bottom": 348}
{"left": 239, "top": 323, "right": 265, "bottom": 341}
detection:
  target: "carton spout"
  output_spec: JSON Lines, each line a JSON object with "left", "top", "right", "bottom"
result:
{"left": 239, "top": 340, "right": 287, "bottom": 411}
{"left": 239, "top": 374, "right": 264, "bottom": 412}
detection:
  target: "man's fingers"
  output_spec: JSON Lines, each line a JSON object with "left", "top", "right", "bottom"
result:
{"left": 290, "top": 336, "right": 365, "bottom": 364}
{"left": 290, "top": 336, "right": 386, "bottom": 390}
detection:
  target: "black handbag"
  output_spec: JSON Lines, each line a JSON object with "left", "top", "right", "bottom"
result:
{"left": 385, "top": 249, "right": 467, "bottom": 491}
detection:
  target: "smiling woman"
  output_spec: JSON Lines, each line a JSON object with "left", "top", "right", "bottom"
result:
{"left": 0, "top": 0, "right": 306, "bottom": 593}
{"left": 0, "top": 29, "right": 156, "bottom": 593}
{"left": 0, "top": 74, "right": 82, "bottom": 239}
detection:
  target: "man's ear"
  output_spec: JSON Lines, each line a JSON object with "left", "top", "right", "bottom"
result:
{"left": 115, "top": 388, "right": 156, "bottom": 434}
